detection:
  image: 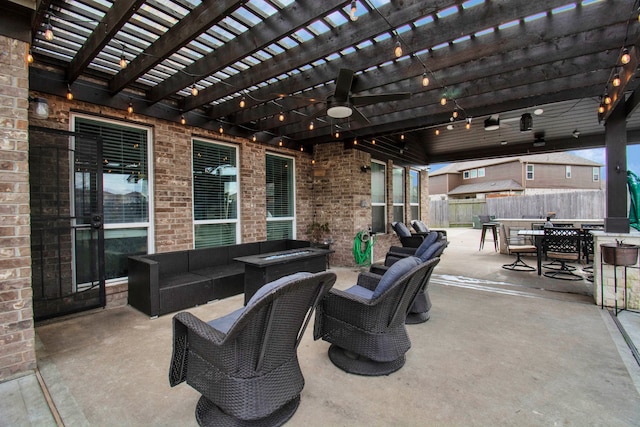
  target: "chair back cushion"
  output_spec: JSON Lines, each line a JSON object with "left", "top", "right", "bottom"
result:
{"left": 246, "top": 272, "right": 312, "bottom": 307}
{"left": 392, "top": 222, "right": 413, "bottom": 237}
{"left": 373, "top": 256, "right": 421, "bottom": 298}
{"left": 414, "top": 231, "right": 439, "bottom": 258}
{"left": 418, "top": 240, "right": 446, "bottom": 262}
{"left": 411, "top": 220, "right": 429, "bottom": 233}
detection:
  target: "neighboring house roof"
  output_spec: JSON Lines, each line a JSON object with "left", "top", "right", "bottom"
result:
{"left": 430, "top": 153, "right": 602, "bottom": 177}
{"left": 447, "top": 180, "right": 524, "bottom": 195}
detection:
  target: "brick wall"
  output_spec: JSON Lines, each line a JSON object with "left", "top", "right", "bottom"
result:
{"left": 0, "top": 35, "right": 36, "bottom": 381}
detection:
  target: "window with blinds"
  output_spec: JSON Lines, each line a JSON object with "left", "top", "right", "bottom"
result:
{"left": 409, "top": 169, "right": 420, "bottom": 220}
{"left": 266, "top": 153, "right": 295, "bottom": 240}
{"left": 193, "top": 139, "right": 238, "bottom": 248}
{"left": 392, "top": 166, "right": 405, "bottom": 223}
{"left": 73, "top": 116, "right": 151, "bottom": 281}
{"left": 371, "top": 160, "right": 386, "bottom": 234}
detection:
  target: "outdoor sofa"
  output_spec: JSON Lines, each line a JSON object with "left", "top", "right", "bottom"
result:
{"left": 127, "top": 239, "right": 311, "bottom": 317}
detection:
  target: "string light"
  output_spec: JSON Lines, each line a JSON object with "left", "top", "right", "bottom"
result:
{"left": 334, "top": 129, "right": 340, "bottom": 138}
{"left": 44, "top": 17, "right": 54, "bottom": 41}
{"left": 400, "top": 133, "right": 405, "bottom": 140}
{"left": 300, "top": 145, "right": 304, "bottom": 151}
{"left": 466, "top": 117, "right": 472, "bottom": 129}
{"left": 452, "top": 109, "right": 459, "bottom": 119}
{"left": 180, "top": 115, "right": 186, "bottom": 125}
{"left": 603, "top": 90, "right": 612, "bottom": 105}
{"left": 219, "top": 124, "right": 224, "bottom": 134}
{"left": 349, "top": 1, "right": 358, "bottom": 21}
{"left": 66, "top": 84, "right": 73, "bottom": 101}
{"left": 435, "top": 129, "right": 440, "bottom": 135}
{"left": 309, "top": 121, "right": 314, "bottom": 130}
{"left": 27, "top": 49, "right": 34, "bottom": 64}
{"left": 252, "top": 134, "right": 257, "bottom": 142}
{"left": 239, "top": 96, "right": 246, "bottom": 108}
{"left": 612, "top": 73, "right": 621, "bottom": 87}
{"left": 422, "top": 72, "right": 429, "bottom": 87}
{"left": 440, "top": 96, "right": 447, "bottom": 106}
{"left": 353, "top": 137, "right": 358, "bottom": 145}
{"left": 620, "top": 48, "right": 631, "bottom": 65}
{"left": 394, "top": 39, "right": 403, "bottom": 58}
{"left": 371, "top": 138, "right": 376, "bottom": 144}
{"left": 191, "top": 84, "right": 198, "bottom": 97}
{"left": 278, "top": 139, "right": 283, "bottom": 146}
{"left": 278, "top": 112, "right": 285, "bottom": 121}
{"left": 127, "top": 102, "right": 133, "bottom": 114}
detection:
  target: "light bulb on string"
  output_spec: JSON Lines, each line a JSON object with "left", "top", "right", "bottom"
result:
{"left": 27, "top": 49, "right": 34, "bottom": 64}
{"left": 309, "top": 121, "right": 314, "bottom": 131}
{"left": 127, "top": 103, "right": 133, "bottom": 114}
{"left": 620, "top": 48, "right": 631, "bottom": 65}
{"left": 219, "top": 124, "right": 224, "bottom": 134}
{"left": 44, "top": 17, "right": 54, "bottom": 41}
{"left": 440, "top": 96, "right": 447, "bottom": 106}
{"left": 435, "top": 129, "right": 440, "bottom": 135}
{"left": 180, "top": 115, "right": 186, "bottom": 125}
{"left": 278, "top": 112, "right": 285, "bottom": 122}
{"left": 422, "top": 72, "right": 429, "bottom": 87}
{"left": 612, "top": 73, "right": 621, "bottom": 87}
{"left": 466, "top": 117, "right": 472, "bottom": 129}
{"left": 191, "top": 84, "right": 198, "bottom": 97}
{"left": 452, "top": 109, "right": 458, "bottom": 119}
{"left": 603, "top": 91, "right": 612, "bottom": 105}
{"left": 239, "top": 96, "right": 246, "bottom": 108}
{"left": 252, "top": 134, "right": 257, "bottom": 142}
{"left": 394, "top": 40, "right": 403, "bottom": 58}
{"left": 349, "top": 1, "right": 358, "bottom": 21}
{"left": 66, "top": 84, "right": 73, "bottom": 101}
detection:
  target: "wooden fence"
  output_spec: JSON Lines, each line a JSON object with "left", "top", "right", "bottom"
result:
{"left": 429, "top": 191, "right": 605, "bottom": 227}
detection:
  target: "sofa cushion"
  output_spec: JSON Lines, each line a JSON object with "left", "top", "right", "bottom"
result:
{"left": 189, "top": 246, "right": 229, "bottom": 271}
{"left": 392, "top": 222, "right": 413, "bottom": 238}
{"left": 372, "top": 256, "right": 421, "bottom": 298}
{"left": 246, "top": 272, "right": 312, "bottom": 307}
{"left": 149, "top": 251, "right": 189, "bottom": 276}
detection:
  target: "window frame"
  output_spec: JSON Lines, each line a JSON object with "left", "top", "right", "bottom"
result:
{"left": 192, "top": 138, "right": 240, "bottom": 248}
{"left": 392, "top": 166, "right": 405, "bottom": 223}
{"left": 526, "top": 164, "right": 534, "bottom": 180}
{"left": 371, "top": 160, "right": 387, "bottom": 234}
{"left": 265, "top": 152, "right": 296, "bottom": 240}
{"left": 409, "top": 168, "right": 420, "bottom": 221}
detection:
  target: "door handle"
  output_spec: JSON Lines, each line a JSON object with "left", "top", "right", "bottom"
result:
{"left": 91, "top": 214, "right": 103, "bottom": 229}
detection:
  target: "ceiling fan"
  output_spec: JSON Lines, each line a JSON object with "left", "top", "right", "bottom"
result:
{"left": 317, "top": 68, "right": 411, "bottom": 124}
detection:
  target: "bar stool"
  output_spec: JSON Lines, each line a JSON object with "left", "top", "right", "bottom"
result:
{"left": 479, "top": 222, "right": 498, "bottom": 251}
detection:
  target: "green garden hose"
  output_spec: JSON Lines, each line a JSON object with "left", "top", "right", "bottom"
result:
{"left": 353, "top": 230, "right": 373, "bottom": 265}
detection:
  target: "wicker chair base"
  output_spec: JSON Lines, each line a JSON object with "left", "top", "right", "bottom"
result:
{"left": 328, "top": 344, "right": 405, "bottom": 376}
{"left": 406, "top": 310, "right": 430, "bottom": 324}
{"left": 195, "top": 395, "right": 300, "bottom": 427}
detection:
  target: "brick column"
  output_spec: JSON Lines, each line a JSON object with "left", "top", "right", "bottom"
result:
{"left": 0, "top": 35, "right": 36, "bottom": 381}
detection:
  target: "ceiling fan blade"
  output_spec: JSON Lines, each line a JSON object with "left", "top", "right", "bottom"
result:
{"left": 350, "top": 92, "right": 411, "bottom": 106}
{"left": 334, "top": 69, "right": 354, "bottom": 102}
{"left": 350, "top": 106, "right": 370, "bottom": 124}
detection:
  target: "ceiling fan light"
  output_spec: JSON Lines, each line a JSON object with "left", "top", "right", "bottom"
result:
{"left": 327, "top": 104, "right": 352, "bottom": 119}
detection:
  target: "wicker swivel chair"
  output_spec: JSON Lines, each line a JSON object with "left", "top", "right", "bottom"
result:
{"left": 391, "top": 221, "right": 424, "bottom": 248}
{"left": 370, "top": 233, "right": 447, "bottom": 324}
{"left": 501, "top": 224, "right": 537, "bottom": 272}
{"left": 314, "top": 257, "right": 439, "bottom": 376}
{"left": 543, "top": 227, "right": 583, "bottom": 280}
{"left": 169, "top": 271, "right": 336, "bottom": 426}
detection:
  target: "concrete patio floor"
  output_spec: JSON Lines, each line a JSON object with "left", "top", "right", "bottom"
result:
{"left": 4, "top": 227, "right": 640, "bottom": 426}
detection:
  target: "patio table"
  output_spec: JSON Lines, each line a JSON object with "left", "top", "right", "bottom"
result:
{"left": 518, "top": 229, "right": 544, "bottom": 275}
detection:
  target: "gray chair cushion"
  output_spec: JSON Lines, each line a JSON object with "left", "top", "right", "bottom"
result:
{"left": 345, "top": 285, "right": 374, "bottom": 300}
{"left": 411, "top": 220, "right": 429, "bottom": 233}
{"left": 419, "top": 240, "right": 446, "bottom": 262}
{"left": 414, "top": 231, "right": 439, "bottom": 258}
{"left": 246, "top": 272, "right": 312, "bottom": 306}
{"left": 392, "top": 222, "right": 413, "bottom": 238}
{"left": 373, "top": 256, "right": 421, "bottom": 298}
{"left": 207, "top": 307, "right": 244, "bottom": 334}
